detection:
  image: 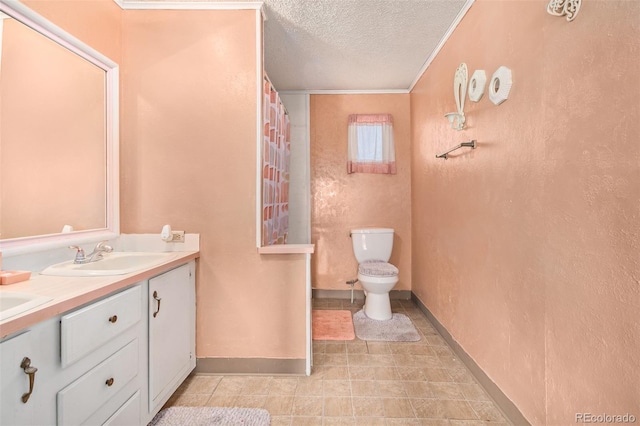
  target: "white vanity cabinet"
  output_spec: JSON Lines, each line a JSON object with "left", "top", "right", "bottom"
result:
{"left": 148, "top": 261, "right": 196, "bottom": 413}
{"left": 0, "top": 258, "right": 197, "bottom": 426}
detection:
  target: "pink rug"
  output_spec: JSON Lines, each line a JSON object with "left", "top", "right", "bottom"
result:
{"left": 312, "top": 310, "right": 355, "bottom": 341}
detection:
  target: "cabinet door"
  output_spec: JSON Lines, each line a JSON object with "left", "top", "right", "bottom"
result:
{"left": 0, "top": 331, "right": 38, "bottom": 425}
{"left": 148, "top": 263, "right": 195, "bottom": 410}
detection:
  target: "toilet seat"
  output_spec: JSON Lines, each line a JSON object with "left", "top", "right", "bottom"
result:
{"left": 358, "top": 260, "right": 398, "bottom": 277}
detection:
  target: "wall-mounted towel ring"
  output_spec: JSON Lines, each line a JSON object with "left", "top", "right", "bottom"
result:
{"left": 489, "top": 66, "right": 513, "bottom": 105}
{"left": 468, "top": 70, "right": 487, "bottom": 102}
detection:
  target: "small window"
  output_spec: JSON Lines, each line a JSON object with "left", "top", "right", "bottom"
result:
{"left": 347, "top": 114, "right": 396, "bottom": 174}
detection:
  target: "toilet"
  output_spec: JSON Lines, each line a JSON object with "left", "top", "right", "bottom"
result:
{"left": 350, "top": 228, "right": 399, "bottom": 320}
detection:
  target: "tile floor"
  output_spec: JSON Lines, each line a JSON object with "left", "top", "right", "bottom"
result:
{"left": 164, "top": 298, "right": 512, "bottom": 425}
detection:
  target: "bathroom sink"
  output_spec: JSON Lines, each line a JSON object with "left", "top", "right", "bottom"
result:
{"left": 41, "top": 252, "right": 176, "bottom": 277}
{"left": 0, "top": 292, "right": 53, "bottom": 322}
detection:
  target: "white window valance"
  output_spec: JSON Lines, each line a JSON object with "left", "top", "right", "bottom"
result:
{"left": 347, "top": 114, "right": 396, "bottom": 174}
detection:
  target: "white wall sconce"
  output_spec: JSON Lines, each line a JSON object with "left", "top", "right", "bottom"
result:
{"left": 489, "top": 66, "right": 513, "bottom": 105}
{"left": 547, "top": 0, "right": 581, "bottom": 22}
{"left": 468, "top": 70, "right": 486, "bottom": 102}
{"left": 445, "top": 63, "right": 467, "bottom": 130}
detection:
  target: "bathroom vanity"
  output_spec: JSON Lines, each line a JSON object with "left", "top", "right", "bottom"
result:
{"left": 0, "top": 253, "right": 197, "bottom": 426}
{"left": 0, "top": 2, "right": 200, "bottom": 422}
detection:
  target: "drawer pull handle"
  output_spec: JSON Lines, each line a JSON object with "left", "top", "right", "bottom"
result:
{"left": 106, "top": 377, "right": 115, "bottom": 387}
{"left": 20, "top": 357, "right": 38, "bottom": 404}
{"left": 153, "top": 291, "right": 162, "bottom": 318}
{"left": 108, "top": 315, "right": 118, "bottom": 323}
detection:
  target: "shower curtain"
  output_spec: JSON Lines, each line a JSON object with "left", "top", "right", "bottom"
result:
{"left": 262, "top": 74, "right": 290, "bottom": 246}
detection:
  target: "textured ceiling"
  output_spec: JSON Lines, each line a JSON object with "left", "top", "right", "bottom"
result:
{"left": 261, "top": 0, "right": 469, "bottom": 91}
{"left": 128, "top": 0, "right": 470, "bottom": 91}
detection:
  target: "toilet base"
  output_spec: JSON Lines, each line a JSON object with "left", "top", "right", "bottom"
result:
{"left": 364, "top": 292, "right": 392, "bottom": 321}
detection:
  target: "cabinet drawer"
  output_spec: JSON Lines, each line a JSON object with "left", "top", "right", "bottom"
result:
{"left": 61, "top": 285, "right": 141, "bottom": 367}
{"left": 57, "top": 339, "right": 139, "bottom": 426}
{"left": 102, "top": 390, "right": 140, "bottom": 426}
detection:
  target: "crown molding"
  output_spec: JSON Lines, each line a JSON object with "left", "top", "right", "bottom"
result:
{"left": 408, "top": 0, "right": 475, "bottom": 92}
{"left": 114, "top": 0, "right": 263, "bottom": 10}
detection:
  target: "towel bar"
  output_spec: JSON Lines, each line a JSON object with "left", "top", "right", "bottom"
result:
{"left": 436, "top": 140, "right": 476, "bottom": 160}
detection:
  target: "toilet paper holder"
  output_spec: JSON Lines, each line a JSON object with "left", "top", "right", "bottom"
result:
{"left": 346, "top": 278, "right": 358, "bottom": 304}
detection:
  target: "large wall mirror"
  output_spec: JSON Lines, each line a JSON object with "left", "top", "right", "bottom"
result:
{"left": 0, "top": 0, "right": 119, "bottom": 255}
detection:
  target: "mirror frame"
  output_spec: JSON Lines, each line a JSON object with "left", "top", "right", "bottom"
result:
{"left": 0, "top": 0, "right": 119, "bottom": 255}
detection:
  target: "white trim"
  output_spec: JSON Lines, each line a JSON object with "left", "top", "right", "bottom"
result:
{"left": 305, "top": 252, "right": 312, "bottom": 376}
{"left": 304, "top": 93, "right": 311, "bottom": 244}
{"left": 116, "top": 0, "right": 263, "bottom": 10}
{"left": 304, "top": 253, "right": 313, "bottom": 376}
{"left": 107, "top": 67, "right": 121, "bottom": 246}
{"left": 255, "top": 8, "right": 263, "bottom": 248}
{"left": 408, "top": 0, "right": 475, "bottom": 92}
{"left": 0, "top": 15, "right": 4, "bottom": 74}
{"left": 280, "top": 89, "right": 409, "bottom": 95}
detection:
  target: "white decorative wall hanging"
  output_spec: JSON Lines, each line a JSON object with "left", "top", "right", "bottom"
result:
{"left": 547, "top": 0, "right": 581, "bottom": 22}
{"left": 445, "top": 63, "right": 467, "bottom": 130}
{"left": 489, "top": 66, "right": 513, "bottom": 106}
{"left": 468, "top": 70, "right": 486, "bottom": 103}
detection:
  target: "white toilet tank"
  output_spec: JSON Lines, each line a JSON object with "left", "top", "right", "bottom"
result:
{"left": 350, "top": 228, "right": 394, "bottom": 263}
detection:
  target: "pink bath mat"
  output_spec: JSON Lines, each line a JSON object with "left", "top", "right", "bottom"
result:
{"left": 312, "top": 310, "right": 355, "bottom": 341}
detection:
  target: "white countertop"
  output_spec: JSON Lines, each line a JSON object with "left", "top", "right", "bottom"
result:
{"left": 0, "top": 251, "right": 199, "bottom": 339}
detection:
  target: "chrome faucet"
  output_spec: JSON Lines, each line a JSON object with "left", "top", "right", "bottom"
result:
{"left": 69, "top": 241, "right": 113, "bottom": 264}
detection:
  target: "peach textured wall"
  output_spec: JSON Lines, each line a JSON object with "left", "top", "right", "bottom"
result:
{"left": 121, "top": 10, "right": 306, "bottom": 360}
{"left": 310, "top": 94, "right": 411, "bottom": 291}
{"left": 411, "top": 0, "right": 639, "bottom": 424}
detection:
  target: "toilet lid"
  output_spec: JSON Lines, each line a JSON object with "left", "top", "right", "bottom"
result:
{"left": 358, "top": 260, "right": 398, "bottom": 277}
